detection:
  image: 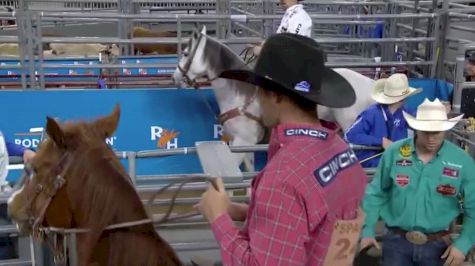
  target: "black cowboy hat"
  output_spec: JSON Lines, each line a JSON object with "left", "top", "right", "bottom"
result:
{"left": 219, "top": 33, "right": 356, "bottom": 108}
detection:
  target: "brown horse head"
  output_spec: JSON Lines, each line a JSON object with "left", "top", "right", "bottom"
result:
{"left": 7, "top": 105, "right": 181, "bottom": 265}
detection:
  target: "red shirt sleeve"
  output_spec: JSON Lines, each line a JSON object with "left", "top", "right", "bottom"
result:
{"left": 210, "top": 178, "right": 324, "bottom": 265}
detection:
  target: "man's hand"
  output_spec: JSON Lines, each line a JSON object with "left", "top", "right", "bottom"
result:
{"left": 196, "top": 178, "right": 231, "bottom": 223}
{"left": 22, "top": 149, "right": 36, "bottom": 163}
{"left": 442, "top": 246, "right": 465, "bottom": 266}
{"left": 382, "top": 137, "right": 392, "bottom": 149}
{"left": 359, "top": 237, "right": 380, "bottom": 252}
{"left": 228, "top": 202, "right": 248, "bottom": 222}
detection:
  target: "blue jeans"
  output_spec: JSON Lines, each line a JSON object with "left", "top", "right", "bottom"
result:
{"left": 382, "top": 231, "right": 448, "bottom": 266}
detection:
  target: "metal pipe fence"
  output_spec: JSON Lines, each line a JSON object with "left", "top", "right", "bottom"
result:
{"left": 0, "top": 141, "right": 380, "bottom": 265}
{"left": 3, "top": 127, "right": 475, "bottom": 264}
{"left": 0, "top": 0, "right": 459, "bottom": 89}
{"left": 453, "top": 43, "right": 475, "bottom": 113}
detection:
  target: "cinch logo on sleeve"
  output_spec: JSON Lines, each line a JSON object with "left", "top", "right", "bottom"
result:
{"left": 314, "top": 149, "right": 358, "bottom": 187}
{"left": 285, "top": 128, "right": 328, "bottom": 140}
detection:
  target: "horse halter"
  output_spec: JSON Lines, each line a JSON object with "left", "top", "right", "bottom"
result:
{"left": 21, "top": 153, "right": 69, "bottom": 240}
{"left": 177, "top": 33, "right": 216, "bottom": 89}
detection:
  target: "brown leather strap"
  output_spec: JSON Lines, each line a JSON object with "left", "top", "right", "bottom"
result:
{"left": 218, "top": 108, "right": 263, "bottom": 127}
{"left": 218, "top": 108, "right": 241, "bottom": 125}
{"left": 389, "top": 227, "right": 449, "bottom": 241}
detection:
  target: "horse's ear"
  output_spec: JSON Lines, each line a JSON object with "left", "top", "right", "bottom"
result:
{"left": 46, "top": 116, "right": 66, "bottom": 148}
{"left": 201, "top": 25, "right": 207, "bottom": 35}
{"left": 92, "top": 104, "right": 120, "bottom": 138}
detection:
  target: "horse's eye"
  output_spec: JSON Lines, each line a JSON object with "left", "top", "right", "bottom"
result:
{"left": 183, "top": 51, "right": 189, "bottom": 57}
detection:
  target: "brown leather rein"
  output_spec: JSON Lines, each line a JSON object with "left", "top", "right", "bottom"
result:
{"left": 19, "top": 150, "right": 219, "bottom": 265}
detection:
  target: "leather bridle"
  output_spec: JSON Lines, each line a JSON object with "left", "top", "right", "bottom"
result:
{"left": 176, "top": 33, "right": 264, "bottom": 129}
{"left": 177, "top": 33, "right": 218, "bottom": 89}
{"left": 17, "top": 148, "right": 219, "bottom": 265}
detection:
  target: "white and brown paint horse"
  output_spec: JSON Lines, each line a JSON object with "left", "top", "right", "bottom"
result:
{"left": 172, "top": 26, "right": 376, "bottom": 171}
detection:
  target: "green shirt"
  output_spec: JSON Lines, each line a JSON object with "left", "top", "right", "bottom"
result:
{"left": 361, "top": 137, "right": 475, "bottom": 255}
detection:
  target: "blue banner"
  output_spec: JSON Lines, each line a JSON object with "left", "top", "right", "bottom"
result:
{"left": 0, "top": 88, "right": 231, "bottom": 184}
{"left": 0, "top": 78, "right": 453, "bottom": 184}
{"left": 0, "top": 56, "right": 177, "bottom": 81}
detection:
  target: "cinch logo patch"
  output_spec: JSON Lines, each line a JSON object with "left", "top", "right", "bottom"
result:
{"left": 285, "top": 128, "right": 328, "bottom": 140}
{"left": 314, "top": 149, "right": 358, "bottom": 187}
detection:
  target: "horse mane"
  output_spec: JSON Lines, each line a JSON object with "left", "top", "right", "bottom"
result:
{"left": 203, "top": 36, "right": 249, "bottom": 72}
{"left": 202, "top": 35, "right": 256, "bottom": 96}
{"left": 59, "top": 122, "right": 180, "bottom": 265}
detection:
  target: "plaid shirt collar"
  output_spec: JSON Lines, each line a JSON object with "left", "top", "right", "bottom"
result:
{"left": 268, "top": 120, "right": 338, "bottom": 160}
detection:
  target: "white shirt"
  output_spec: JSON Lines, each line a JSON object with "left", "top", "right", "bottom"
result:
{"left": 276, "top": 4, "right": 313, "bottom": 37}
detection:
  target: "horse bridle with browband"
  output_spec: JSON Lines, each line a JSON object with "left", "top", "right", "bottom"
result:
{"left": 20, "top": 152, "right": 70, "bottom": 265}
{"left": 22, "top": 153, "right": 69, "bottom": 237}
{"left": 177, "top": 32, "right": 213, "bottom": 89}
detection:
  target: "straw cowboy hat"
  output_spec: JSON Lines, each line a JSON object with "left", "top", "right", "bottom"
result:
{"left": 403, "top": 98, "right": 464, "bottom": 132}
{"left": 371, "top": 73, "right": 422, "bottom": 104}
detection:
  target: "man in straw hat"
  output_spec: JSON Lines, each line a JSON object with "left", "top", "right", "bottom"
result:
{"left": 195, "top": 33, "right": 368, "bottom": 265}
{"left": 359, "top": 98, "right": 475, "bottom": 266}
{"left": 345, "top": 73, "right": 421, "bottom": 168}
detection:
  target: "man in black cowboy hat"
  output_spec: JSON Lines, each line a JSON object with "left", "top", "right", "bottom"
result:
{"left": 195, "top": 33, "right": 368, "bottom": 265}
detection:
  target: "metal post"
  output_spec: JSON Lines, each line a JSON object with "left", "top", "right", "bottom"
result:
{"left": 383, "top": 0, "right": 397, "bottom": 62}
{"left": 35, "top": 13, "right": 45, "bottom": 89}
{"left": 67, "top": 233, "right": 78, "bottom": 266}
{"left": 435, "top": 0, "right": 450, "bottom": 79}
{"left": 453, "top": 48, "right": 466, "bottom": 113}
{"left": 15, "top": 9, "right": 28, "bottom": 89}
{"left": 408, "top": 0, "right": 420, "bottom": 74}
{"left": 177, "top": 16, "right": 182, "bottom": 59}
{"left": 262, "top": 0, "right": 274, "bottom": 38}
{"left": 127, "top": 151, "right": 137, "bottom": 185}
{"left": 215, "top": 0, "right": 227, "bottom": 39}
{"left": 118, "top": 0, "right": 133, "bottom": 56}
{"left": 423, "top": 0, "right": 438, "bottom": 77}
{"left": 24, "top": 10, "right": 38, "bottom": 89}
{"left": 429, "top": 13, "right": 440, "bottom": 78}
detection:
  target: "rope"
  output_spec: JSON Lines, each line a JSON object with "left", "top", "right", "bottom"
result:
{"left": 359, "top": 151, "right": 384, "bottom": 164}
{"left": 39, "top": 175, "right": 218, "bottom": 235}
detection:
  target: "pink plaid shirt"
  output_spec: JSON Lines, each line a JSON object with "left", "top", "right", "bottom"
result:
{"left": 211, "top": 122, "right": 368, "bottom": 265}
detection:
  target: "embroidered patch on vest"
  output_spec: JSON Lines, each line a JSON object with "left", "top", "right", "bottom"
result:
{"left": 396, "top": 159, "right": 413, "bottom": 167}
{"left": 314, "top": 149, "right": 358, "bottom": 187}
{"left": 436, "top": 184, "right": 456, "bottom": 196}
{"left": 285, "top": 128, "right": 328, "bottom": 140}
{"left": 442, "top": 167, "right": 459, "bottom": 179}
{"left": 399, "top": 144, "right": 411, "bottom": 158}
{"left": 395, "top": 174, "right": 409, "bottom": 187}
